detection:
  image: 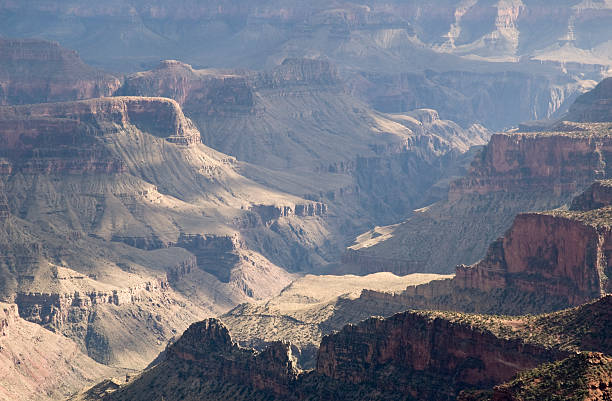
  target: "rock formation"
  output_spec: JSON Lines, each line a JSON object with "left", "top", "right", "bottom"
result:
{"left": 336, "top": 76, "right": 611, "bottom": 278}
{"left": 343, "top": 110, "right": 612, "bottom": 275}
{"left": 221, "top": 272, "right": 452, "bottom": 369}
{"left": 455, "top": 208, "right": 612, "bottom": 306}
{"left": 0, "top": 302, "right": 119, "bottom": 401}
{"left": 119, "top": 58, "right": 490, "bottom": 229}
{"left": 565, "top": 77, "right": 612, "bottom": 123}
{"left": 315, "top": 311, "right": 566, "bottom": 396}
{"left": 91, "top": 319, "right": 299, "bottom": 401}
{"left": 223, "top": 182, "right": 612, "bottom": 368}
{"left": 460, "top": 353, "right": 612, "bottom": 401}
{"left": 0, "top": 39, "right": 120, "bottom": 105}
{"left": 83, "top": 296, "right": 612, "bottom": 401}
{"left": 0, "top": 94, "right": 335, "bottom": 369}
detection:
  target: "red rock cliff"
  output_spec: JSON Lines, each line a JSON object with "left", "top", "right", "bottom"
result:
{"left": 449, "top": 131, "right": 612, "bottom": 200}
{"left": 455, "top": 210, "right": 612, "bottom": 306}
{"left": 316, "top": 311, "right": 567, "bottom": 392}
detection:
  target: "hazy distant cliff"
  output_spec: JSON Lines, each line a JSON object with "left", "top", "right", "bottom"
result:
{"left": 0, "top": 39, "right": 120, "bottom": 105}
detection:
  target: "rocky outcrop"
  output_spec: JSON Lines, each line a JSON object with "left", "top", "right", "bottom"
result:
{"left": 254, "top": 58, "right": 341, "bottom": 89}
{"left": 0, "top": 96, "right": 200, "bottom": 145}
{"left": 477, "top": 353, "right": 612, "bottom": 401}
{"left": 170, "top": 319, "right": 299, "bottom": 395}
{"left": 317, "top": 312, "right": 567, "bottom": 392}
{"left": 0, "top": 302, "right": 18, "bottom": 337}
{"left": 571, "top": 180, "right": 612, "bottom": 211}
{"left": 449, "top": 130, "right": 612, "bottom": 201}
{"left": 118, "top": 60, "right": 255, "bottom": 116}
{"left": 0, "top": 97, "right": 202, "bottom": 174}
{"left": 565, "top": 77, "right": 612, "bottom": 123}
{"left": 15, "top": 277, "right": 170, "bottom": 331}
{"left": 0, "top": 38, "right": 120, "bottom": 105}
{"left": 248, "top": 202, "right": 327, "bottom": 225}
{"left": 455, "top": 209, "right": 612, "bottom": 306}
{"left": 103, "top": 318, "right": 300, "bottom": 400}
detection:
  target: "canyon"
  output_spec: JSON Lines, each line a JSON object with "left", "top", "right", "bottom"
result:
{"left": 0, "top": 39, "right": 493, "bottom": 393}
{"left": 343, "top": 77, "right": 612, "bottom": 276}
{"left": 117, "top": 57, "right": 490, "bottom": 226}
{"left": 1, "top": 2, "right": 612, "bottom": 399}
{"left": 221, "top": 178, "right": 612, "bottom": 369}
{"left": 0, "top": 91, "right": 339, "bottom": 370}
{"left": 0, "top": 1, "right": 608, "bottom": 130}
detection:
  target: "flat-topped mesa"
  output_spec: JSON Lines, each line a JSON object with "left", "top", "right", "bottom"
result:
{"left": 0, "top": 96, "right": 200, "bottom": 144}
{"left": 455, "top": 208, "right": 612, "bottom": 306}
{"left": 118, "top": 60, "right": 255, "bottom": 116}
{"left": 254, "top": 58, "right": 342, "bottom": 89}
{"left": 0, "top": 97, "right": 201, "bottom": 174}
{"left": 449, "top": 129, "right": 612, "bottom": 200}
{"left": 167, "top": 319, "right": 299, "bottom": 397}
{"left": 0, "top": 38, "right": 120, "bottom": 105}
{"left": 570, "top": 180, "right": 612, "bottom": 211}
{"left": 565, "top": 77, "right": 612, "bottom": 123}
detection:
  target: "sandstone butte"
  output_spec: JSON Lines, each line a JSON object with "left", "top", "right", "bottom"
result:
{"left": 76, "top": 294, "right": 611, "bottom": 400}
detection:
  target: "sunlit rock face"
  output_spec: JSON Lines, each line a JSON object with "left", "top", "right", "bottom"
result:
{"left": 0, "top": 93, "right": 340, "bottom": 369}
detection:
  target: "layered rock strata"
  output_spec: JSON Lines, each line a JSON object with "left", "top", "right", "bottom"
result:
{"left": 455, "top": 208, "right": 612, "bottom": 306}
{"left": 0, "top": 39, "right": 120, "bottom": 105}
{"left": 0, "top": 94, "right": 333, "bottom": 370}
{"left": 449, "top": 128, "right": 612, "bottom": 201}
{"left": 316, "top": 312, "right": 566, "bottom": 392}
{"left": 345, "top": 122, "right": 612, "bottom": 275}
